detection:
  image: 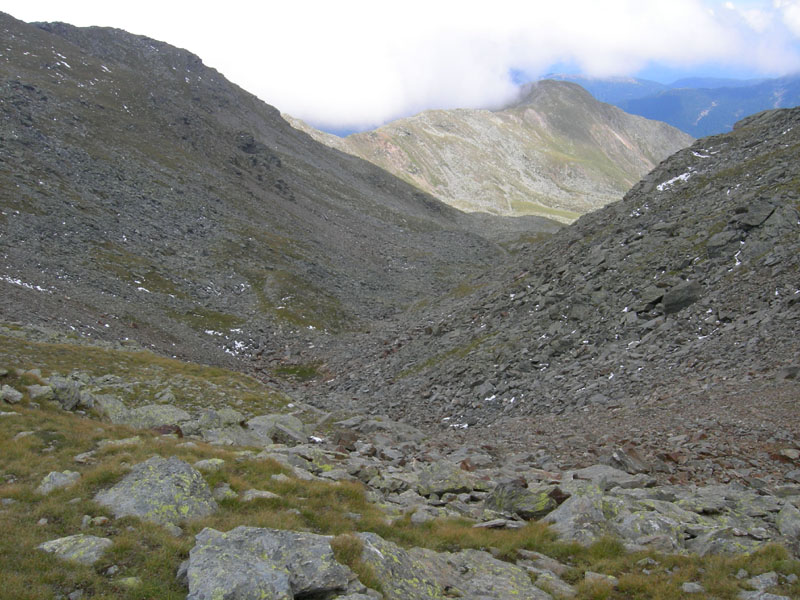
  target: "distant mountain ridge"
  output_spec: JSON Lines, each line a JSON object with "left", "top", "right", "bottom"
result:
{"left": 546, "top": 73, "right": 800, "bottom": 137}
{"left": 287, "top": 80, "right": 692, "bottom": 222}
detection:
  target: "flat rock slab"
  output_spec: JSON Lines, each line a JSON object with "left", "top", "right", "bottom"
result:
{"left": 411, "top": 546, "right": 553, "bottom": 599}
{"left": 119, "top": 404, "right": 191, "bottom": 429}
{"left": 185, "top": 526, "right": 351, "bottom": 600}
{"left": 38, "top": 534, "right": 112, "bottom": 565}
{"left": 94, "top": 455, "right": 217, "bottom": 525}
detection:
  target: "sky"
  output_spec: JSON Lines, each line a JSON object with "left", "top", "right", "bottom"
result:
{"left": 4, "top": 1, "right": 800, "bottom": 132}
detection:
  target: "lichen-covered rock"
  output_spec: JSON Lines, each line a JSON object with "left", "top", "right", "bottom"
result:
{"left": 1, "top": 384, "right": 23, "bottom": 404}
{"left": 94, "top": 455, "right": 217, "bottom": 525}
{"left": 411, "top": 546, "right": 552, "bottom": 599}
{"left": 686, "top": 527, "right": 764, "bottom": 556}
{"left": 185, "top": 526, "right": 351, "bottom": 600}
{"left": 37, "top": 534, "right": 112, "bottom": 565}
{"left": 26, "top": 384, "right": 53, "bottom": 400}
{"left": 356, "top": 532, "right": 444, "bottom": 599}
{"left": 484, "top": 480, "right": 559, "bottom": 520}
{"left": 776, "top": 501, "right": 800, "bottom": 539}
{"left": 541, "top": 486, "right": 610, "bottom": 545}
{"left": 119, "top": 404, "right": 191, "bottom": 429}
{"left": 193, "top": 458, "right": 225, "bottom": 472}
{"left": 48, "top": 377, "right": 82, "bottom": 410}
{"left": 92, "top": 394, "right": 129, "bottom": 423}
{"left": 36, "top": 470, "right": 80, "bottom": 495}
{"left": 415, "top": 461, "right": 487, "bottom": 497}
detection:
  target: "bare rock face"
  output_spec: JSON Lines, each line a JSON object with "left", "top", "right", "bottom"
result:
{"left": 94, "top": 455, "right": 217, "bottom": 525}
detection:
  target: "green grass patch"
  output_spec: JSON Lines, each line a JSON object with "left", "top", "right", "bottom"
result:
{"left": 0, "top": 332, "right": 289, "bottom": 415}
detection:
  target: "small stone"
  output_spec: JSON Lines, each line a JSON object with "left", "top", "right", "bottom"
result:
{"left": 410, "top": 509, "right": 436, "bottom": 525}
{"left": 38, "top": 534, "right": 113, "bottom": 565}
{"left": 682, "top": 582, "right": 705, "bottom": 593}
{"left": 105, "top": 565, "right": 120, "bottom": 576}
{"left": 13, "top": 431, "right": 34, "bottom": 440}
{"left": 26, "top": 385, "right": 53, "bottom": 400}
{"left": 115, "top": 577, "right": 142, "bottom": 589}
{"left": 37, "top": 471, "right": 80, "bottom": 495}
{"left": 0, "top": 385, "right": 23, "bottom": 404}
{"left": 67, "top": 591, "right": 84, "bottom": 600}
{"left": 785, "top": 469, "right": 800, "bottom": 483}
{"left": 584, "top": 571, "right": 618, "bottom": 587}
{"left": 97, "top": 436, "right": 141, "bottom": 448}
{"left": 779, "top": 448, "right": 800, "bottom": 460}
{"left": 193, "top": 458, "right": 225, "bottom": 472}
{"left": 212, "top": 482, "right": 238, "bottom": 501}
{"left": 240, "top": 489, "right": 280, "bottom": 502}
{"left": 747, "top": 572, "right": 779, "bottom": 590}
{"left": 164, "top": 523, "right": 183, "bottom": 537}
{"left": 74, "top": 451, "right": 95, "bottom": 464}
{"left": 37, "top": 518, "right": 49, "bottom": 526}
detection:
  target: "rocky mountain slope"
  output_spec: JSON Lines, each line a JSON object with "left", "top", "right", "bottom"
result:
{"left": 2, "top": 10, "right": 800, "bottom": 600}
{"left": 0, "top": 12, "right": 558, "bottom": 371}
{"left": 297, "top": 106, "right": 800, "bottom": 479}
{"left": 287, "top": 81, "right": 692, "bottom": 222}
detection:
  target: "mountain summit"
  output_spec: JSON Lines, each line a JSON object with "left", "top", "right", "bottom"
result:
{"left": 287, "top": 80, "right": 692, "bottom": 222}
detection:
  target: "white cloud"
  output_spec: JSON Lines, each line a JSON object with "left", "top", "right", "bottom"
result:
{"left": 4, "top": 0, "right": 800, "bottom": 129}
{"left": 776, "top": 0, "right": 800, "bottom": 35}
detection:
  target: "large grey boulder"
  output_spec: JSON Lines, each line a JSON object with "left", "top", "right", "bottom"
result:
{"left": 484, "top": 480, "right": 560, "bottom": 520}
{"left": 184, "top": 526, "right": 352, "bottom": 600}
{"left": 541, "top": 487, "right": 610, "bottom": 545}
{"left": 48, "top": 377, "right": 82, "bottom": 410}
{"left": 415, "top": 461, "right": 487, "bottom": 497}
{"left": 38, "top": 534, "right": 112, "bottom": 565}
{"left": 246, "top": 414, "right": 307, "bottom": 447}
{"left": 94, "top": 456, "right": 217, "bottom": 525}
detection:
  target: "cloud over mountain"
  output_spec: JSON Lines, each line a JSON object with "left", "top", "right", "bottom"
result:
{"left": 5, "top": 1, "right": 800, "bottom": 129}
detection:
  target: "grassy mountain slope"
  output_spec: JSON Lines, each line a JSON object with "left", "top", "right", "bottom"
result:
{"left": 287, "top": 81, "right": 692, "bottom": 222}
